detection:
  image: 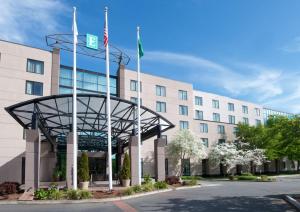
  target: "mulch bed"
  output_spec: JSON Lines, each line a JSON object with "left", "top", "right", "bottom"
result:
{"left": 92, "top": 190, "right": 122, "bottom": 199}
{"left": 0, "top": 193, "right": 22, "bottom": 201}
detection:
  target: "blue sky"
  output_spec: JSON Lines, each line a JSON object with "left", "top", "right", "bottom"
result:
{"left": 1, "top": 0, "right": 300, "bottom": 113}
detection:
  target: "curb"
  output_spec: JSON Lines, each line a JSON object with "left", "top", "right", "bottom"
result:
{"left": 173, "top": 185, "right": 201, "bottom": 190}
{"left": 0, "top": 188, "right": 173, "bottom": 205}
{"left": 284, "top": 195, "right": 300, "bottom": 211}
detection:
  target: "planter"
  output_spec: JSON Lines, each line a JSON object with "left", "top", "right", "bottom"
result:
{"left": 122, "top": 179, "right": 130, "bottom": 187}
{"left": 79, "top": 181, "right": 89, "bottom": 190}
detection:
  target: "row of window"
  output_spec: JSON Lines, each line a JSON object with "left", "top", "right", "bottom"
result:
{"left": 25, "top": 59, "right": 44, "bottom": 96}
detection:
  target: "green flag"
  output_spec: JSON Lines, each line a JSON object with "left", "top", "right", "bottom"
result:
{"left": 138, "top": 38, "right": 144, "bottom": 58}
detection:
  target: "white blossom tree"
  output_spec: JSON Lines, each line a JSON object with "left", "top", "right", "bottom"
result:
{"left": 167, "top": 129, "right": 207, "bottom": 176}
{"left": 209, "top": 142, "right": 266, "bottom": 175}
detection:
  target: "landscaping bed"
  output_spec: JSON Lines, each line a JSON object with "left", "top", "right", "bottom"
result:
{"left": 228, "top": 173, "right": 276, "bottom": 182}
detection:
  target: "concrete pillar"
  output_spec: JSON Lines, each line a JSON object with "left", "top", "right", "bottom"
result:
{"left": 51, "top": 48, "right": 60, "bottom": 95}
{"left": 116, "top": 140, "right": 123, "bottom": 176}
{"left": 154, "top": 138, "right": 166, "bottom": 181}
{"left": 25, "top": 129, "right": 41, "bottom": 191}
{"left": 66, "top": 133, "right": 74, "bottom": 189}
{"left": 129, "top": 135, "right": 139, "bottom": 186}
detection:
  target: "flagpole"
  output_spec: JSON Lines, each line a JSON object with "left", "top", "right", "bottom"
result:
{"left": 72, "top": 6, "right": 78, "bottom": 190}
{"left": 105, "top": 6, "right": 113, "bottom": 191}
{"left": 137, "top": 26, "right": 142, "bottom": 185}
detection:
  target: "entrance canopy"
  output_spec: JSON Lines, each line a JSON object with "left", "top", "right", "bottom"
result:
{"left": 5, "top": 94, "right": 174, "bottom": 152}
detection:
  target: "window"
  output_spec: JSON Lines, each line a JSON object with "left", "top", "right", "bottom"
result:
{"left": 255, "top": 108, "right": 261, "bottom": 116}
{"left": 178, "top": 90, "right": 188, "bottom": 100}
{"left": 130, "top": 97, "right": 142, "bottom": 105}
{"left": 179, "top": 121, "right": 189, "bottom": 130}
{"left": 195, "top": 110, "right": 203, "bottom": 120}
{"left": 130, "top": 80, "right": 141, "bottom": 91}
{"left": 212, "top": 99, "right": 219, "bottom": 109}
{"left": 156, "top": 101, "right": 166, "bottom": 113}
{"left": 161, "top": 135, "right": 168, "bottom": 145}
{"left": 213, "top": 113, "right": 220, "bottom": 122}
{"left": 201, "top": 138, "right": 209, "bottom": 147}
{"left": 182, "top": 159, "right": 191, "bottom": 176}
{"left": 228, "top": 103, "right": 234, "bottom": 111}
{"left": 218, "top": 139, "right": 225, "bottom": 144}
{"left": 218, "top": 125, "right": 225, "bottom": 134}
{"left": 200, "top": 123, "right": 208, "bottom": 133}
{"left": 179, "top": 105, "right": 188, "bottom": 116}
{"left": 242, "top": 117, "right": 249, "bottom": 125}
{"left": 228, "top": 115, "right": 235, "bottom": 124}
{"left": 156, "top": 85, "right": 166, "bottom": 97}
{"left": 25, "top": 81, "right": 43, "bottom": 96}
{"left": 27, "top": 59, "right": 44, "bottom": 74}
{"left": 233, "top": 127, "right": 238, "bottom": 135}
{"left": 256, "top": 119, "right": 261, "bottom": 126}
{"left": 195, "top": 96, "right": 203, "bottom": 106}
{"left": 242, "top": 105, "right": 248, "bottom": 114}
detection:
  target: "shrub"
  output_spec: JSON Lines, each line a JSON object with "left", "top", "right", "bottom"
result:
{"left": 78, "top": 152, "right": 90, "bottom": 182}
{"left": 154, "top": 181, "right": 168, "bottom": 189}
{"left": 123, "top": 187, "right": 134, "bottom": 196}
{"left": 241, "top": 172, "right": 253, "bottom": 176}
{"left": 143, "top": 174, "right": 152, "bottom": 184}
{"left": 181, "top": 176, "right": 202, "bottom": 180}
{"left": 121, "top": 153, "right": 131, "bottom": 180}
{"left": 34, "top": 189, "right": 48, "bottom": 200}
{"left": 260, "top": 175, "right": 268, "bottom": 181}
{"left": 0, "top": 182, "right": 20, "bottom": 195}
{"left": 166, "top": 176, "right": 180, "bottom": 185}
{"left": 132, "top": 185, "right": 142, "bottom": 193}
{"left": 79, "top": 190, "right": 92, "bottom": 199}
{"left": 183, "top": 179, "right": 198, "bottom": 186}
{"left": 67, "top": 189, "right": 80, "bottom": 200}
{"left": 142, "top": 183, "right": 154, "bottom": 192}
{"left": 237, "top": 175, "right": 257, "bottom": 181}
{"left": 48, "top": 189, "right": 64, "bottom": 200}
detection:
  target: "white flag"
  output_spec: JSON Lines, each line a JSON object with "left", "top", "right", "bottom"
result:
{"left": 72, "top": 7, "right": 78, "bottom": 44}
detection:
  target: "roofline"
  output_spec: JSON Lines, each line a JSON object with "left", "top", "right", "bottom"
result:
{"left": 0, "top": 38, "right": 52, "bottom": 53}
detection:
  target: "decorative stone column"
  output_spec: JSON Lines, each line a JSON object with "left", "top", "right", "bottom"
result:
{"left": 154, "top": 138, "right": 166, "bottom": 181}
{"left": 129, "top": 135, "right": 139, "bottom": 186}
{"left": 66, "top": 133, "right": 74, "bottom": 189}
{"left": 116, "top": 140, "right": 123, "bottom": 176}
{"left": 25, "top": 129, "right": 41, "bottom": 191}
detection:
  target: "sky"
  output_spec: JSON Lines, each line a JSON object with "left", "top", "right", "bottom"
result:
{"left": 1, "top": 0, "right": 300, "bottom": 113}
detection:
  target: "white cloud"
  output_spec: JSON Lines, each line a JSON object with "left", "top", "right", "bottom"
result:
{"left": 126, "top": 49, "right": 300, "bottom": 113}
{"left": 282, "top": 36, "right": 300, "bottom": 53}
{"left": 0, "top": 0, "right": 68, "bottom": 43}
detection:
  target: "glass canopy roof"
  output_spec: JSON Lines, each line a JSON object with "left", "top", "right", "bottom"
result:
{"left": 5, "top": 94, "right": 174, "bottom": 152}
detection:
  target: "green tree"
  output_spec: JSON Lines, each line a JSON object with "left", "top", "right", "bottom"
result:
{"left": 121, "top": 152, "right": 131, "bottom": 180}
{"left": 78, "top": 152, "right": 90, "bottom": 182}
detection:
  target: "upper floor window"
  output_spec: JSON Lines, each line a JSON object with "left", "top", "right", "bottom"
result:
{"left": 217, "top": 125, "right": 225, "bottom": 134}
{"left": 200, "top": 123, "right": 208, "bottom": 133}
{"left": 178, "top": 90, "right": 188, "bottom": 100}
{"left": 195, "top": 96, "right": 203, "bottom": 106}
{"left": 179, "top": 105, "right": 188, "bottom": 116}
{"left": 228, "top": 103, "right": 234, "bottom": 111}
{"left": 130, "top": 97, "right": 142, "bottom": 105}
{"left": 242, "top": 105, "right": 248, "bottom": 114}
{"left": 130, "top": 80, "right": 142, "bottom": 92}
{"left": 156, "top": 101, "right": 166, "bottom": 113}
{"left": 27, "top": 59, "right": 44, "bottom": 74}
{"left": 213, "top": 113, "right": 220, "bottom": 122}
{"left": 201, "top": 138, "right": 209, "bottom": 147}
{"left": 228, "top": 115, "right": 235, "bottom": 124}
{"left": 255, "top": 108, "right": 261, "bottom": 116}
{"left": 212, "top": 99, "right": 219, "bottom": 109}
{"left": 242, "top": 117, "right": 249, "bottom": 125}
{"left": 218, "top": 139, "right": 226, "bottom": 144}
{"left": 179, "top": 121, "right": 189, "bottom": 130}
{"left": 195, "top": 110, "right": 203, "bottom": 120}
{"left": 156, "top": 85, "right": 166, "bottom": 97}
{"left": 25, "top": 80, "right": 43, "bottom": 96}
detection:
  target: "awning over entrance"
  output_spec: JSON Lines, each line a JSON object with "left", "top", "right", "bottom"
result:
{"left": 5, "top": 94, "right": 174, "bottom": 152}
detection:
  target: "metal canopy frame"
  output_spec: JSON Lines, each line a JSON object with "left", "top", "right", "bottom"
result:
{"left": 46, "top": 34, "right": 130, "bottom": 65}
{"left": 5, "top": 94, "right": 174, "bottom": 153}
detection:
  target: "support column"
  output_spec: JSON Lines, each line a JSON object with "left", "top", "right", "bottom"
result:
{"left": 25, "top": 129, "right": 41, "bottom": 191}
{"left": 154, "top": 138, "right": 166, "bottom": 181}
{"left": 116, "top": 140, "right": 123, "bottom": 177}
{"left": 129, "top": 135, "right": 139, "bottom": 186}
{"left": 66, "top": 133, "right": 74, "bottom": 189}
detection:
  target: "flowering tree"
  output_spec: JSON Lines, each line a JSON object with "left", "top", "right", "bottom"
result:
{"left": 209, "top": 142, "right": 266, "bottom": 175}
{"left": 167, "top": 129, "right": 207, "bottom": 176}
